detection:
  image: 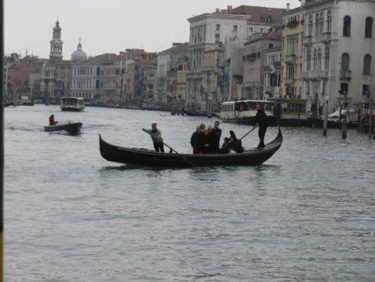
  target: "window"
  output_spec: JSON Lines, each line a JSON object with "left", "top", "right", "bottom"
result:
{"left": 215, "top": 34, "right": 220, "bottom": 43}
{"left": 308, "top": 15, "right": 313, "bottom": 36}
{"left": 341, "top": 53, "right": 350, "bottom": 71}
{"left": 325, "top": 46, "right": 330, "bottom": 69}
{"left": 315, "top": 14, "right": 320, "bottom": 36}
{"left": 363, "top": 54, "right": 372, "bottom": 74}
{"left": 233, "top": 25, "right": 237, "bottom": 32}
{"left": 318, "top": 48, "right": 322, "bottom": 70}
{"left": 365, "top": 17, "right": 373, "bottom": 38}
{"left": 307, "top": 47, "right": 312, "bottom": 71}
{"left": 343, "top": 16, "right": 351, "bottom": 37}
{"left": 320, "top": 12, "right": 324, "bottom": 34}
{"left": 326, "top": 11, "right": 332, "bottom": 33}
{"left": 313, "top": 49, "right": 318, "bottom": 70}
{"left": 216, "top": 24, "right": 220, "bottom": 31}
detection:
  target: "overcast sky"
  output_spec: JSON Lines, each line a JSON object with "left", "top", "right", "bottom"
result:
{"left": 5, "top": 0, "right": 301, "bottom": 59}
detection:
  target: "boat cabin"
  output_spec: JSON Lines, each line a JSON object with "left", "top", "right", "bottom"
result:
{"left": 219, "top": 99, "right": 274, "bottom": 122}
{"left": 60, "top": 97, "right": 85, "bottom": 112}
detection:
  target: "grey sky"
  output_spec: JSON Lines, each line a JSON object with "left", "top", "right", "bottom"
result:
{"left": 5, "top": 0, "right": 301, "bottom": 59}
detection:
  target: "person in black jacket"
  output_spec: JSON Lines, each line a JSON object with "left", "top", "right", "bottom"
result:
{"left": 253, "top": 103, "right": 268, "bottom": 149}
{"left": 190, "top": 125, "right": 200, "bottom": 154}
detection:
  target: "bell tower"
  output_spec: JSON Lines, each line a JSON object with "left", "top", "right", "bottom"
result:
{"left": 49, "top": 20, "right": 63, "bottom": 63}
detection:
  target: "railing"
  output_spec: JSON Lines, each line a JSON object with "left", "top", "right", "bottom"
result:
{"left": 340, "top": 70, "right": 352, "bottom": 80}
{"left": 284, "top": 54, "right": 296, "bottom": 65}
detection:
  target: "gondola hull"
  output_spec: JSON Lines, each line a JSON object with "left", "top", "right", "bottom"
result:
{"left": 99, "top": 128, "right": 282, "bottom": 168}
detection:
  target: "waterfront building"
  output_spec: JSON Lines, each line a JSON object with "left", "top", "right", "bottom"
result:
{"left": 201, "top": 46, "right": 224, "bottom": 112}
{"left": 91, "top": 53, "right": 125, "bottom": 107}
{"left": 186, "top": 5, "right": 286, "bottom": 111}
{"left": 156, "top": 43, "right": 189, "bottom": 109}
{"left": 222, "top": 36, "right": 244, "bottom": 102}
{"left": 121, "top": 49, "right": 157, "bottom": 108}
{"left": 281, "top": 4, "right": 304, "bottom": 102}
{"left": 300, "top": 0, "right": 375, "bottom": 113}
{"left": 243, "top": 29, "right": 282, "bottom": 100}
{"left": 263, "top": 45, "right": 282, "bottom": 99}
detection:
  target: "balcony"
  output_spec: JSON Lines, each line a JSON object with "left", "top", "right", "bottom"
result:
{"left": 303, "top": 35, "right": 313, "bottom": 45}
{"left": 340, "top": 70, "right": 352, "bottom": 80}
{"left": 284, "top": 77, "right": 295, "bottom": 85}
{"left": 321, "top": 32, "right": 332, "bottom": 43}
{"left": 284, "top": 54, "right": 296, "bottom": 65}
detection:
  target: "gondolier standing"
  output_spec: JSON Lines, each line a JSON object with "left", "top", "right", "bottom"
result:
{"left": 253, "top": 103, "right": 268, "bottom": 149}
{"left": 143, "top": 122, "right": 164, "bottom": 152}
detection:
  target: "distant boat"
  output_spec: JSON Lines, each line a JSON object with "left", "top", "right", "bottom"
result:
{"left": 60, "top": 97, "right": 85, "bottom": 112}
{"left": 182, "top": 109, "right": 208, "bottom": 117}
{"left": 219, "top": 99, "right": 275, "bottom": 124}
{"left": 44, "top": 120, "right": 82, "bottom": 135}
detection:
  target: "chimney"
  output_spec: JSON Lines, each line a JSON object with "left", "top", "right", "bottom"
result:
{"left": 227, "top": 5, "right": 232, "bottom": 14}
{"left": 216, "top": 8, "right": 220, "bottom": 13}
{"left": 287, "top": 3, "right": 290, "bottom": 10}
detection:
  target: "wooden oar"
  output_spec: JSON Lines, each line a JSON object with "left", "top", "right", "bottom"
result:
{"left": 162, "top": 142, "right": 195, "bottom": 168}
{"left": 142, "top": 130, "right": 194, "bottom": 167}
{"left": 239, "top": 125, "right": 258, "bottom": 141}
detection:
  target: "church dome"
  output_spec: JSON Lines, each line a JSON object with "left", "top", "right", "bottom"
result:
{"left": 71, "top": 40, "right": 87, "bottom": 62}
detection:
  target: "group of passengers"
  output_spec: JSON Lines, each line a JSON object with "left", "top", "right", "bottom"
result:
{"left": 190, "top": 121, "right": 244, "bottom": 154}
{"left": 143, "top": 103, "right": 268, "bottom": 154}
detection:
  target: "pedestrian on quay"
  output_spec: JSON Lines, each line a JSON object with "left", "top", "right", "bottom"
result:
{"left": 143, "top": 122, "right": 164, "bottom": 152}
{"left": 253, "top": 103, "right": 268, "bottom": 149}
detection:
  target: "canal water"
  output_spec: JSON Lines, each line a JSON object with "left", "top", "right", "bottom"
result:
{"left": 4, "top": 105, "right": 375, "bottom": 281}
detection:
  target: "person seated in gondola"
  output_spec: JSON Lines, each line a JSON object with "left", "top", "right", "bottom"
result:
{"left": 49, "top": 114, "right": 58, "bottom": 125}
{"left": 217, "top": 137, "right": 231, "bottom": 154}
{"left": 228, "top": 130, "right": 244, "bottom": 153}
{"left": 217, "top": 131, "right": 244, "bottom": 154}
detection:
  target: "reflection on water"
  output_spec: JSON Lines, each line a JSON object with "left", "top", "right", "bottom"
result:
{"left": 4, "top": 105, "right": 375, "bottom": 281}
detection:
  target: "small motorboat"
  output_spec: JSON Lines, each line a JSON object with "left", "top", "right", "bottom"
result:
{"left": 44, "top": 120, "right": 82, "bottom": 135}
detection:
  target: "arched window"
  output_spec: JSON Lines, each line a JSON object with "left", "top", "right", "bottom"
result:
{"left": 320, "top": 12, "right": 324, "bottom": 34}
{"left": 341, "top": 53, "right": 350, "bottom": 71}
{"left": 313, "top": 49, "right": 318, "bottom": 70}
{"left": 327, "top": 11, "right": 332, "bottom": 33}
{"left": 307, "top": 47, "right": 312, "bottom": 71}
{"left": 343, "top": 16, "right": 351, "bottom": 37}
{"left": 363, "top": 54, "right": 372, "bottom": 74}
{"left": 315, "top": 14, "right": 320, "bottom": 36}
{"left": 325, "top": 46, "right": 330, "bottom": 69}
{"left": 308, "top": 15, "right": 313, "bottom": 36}
{"left": 365, "top": 17, "right": 373, "bottom": 38}
{"left": 318, "top": 48, "right": 322, "bottom": 70}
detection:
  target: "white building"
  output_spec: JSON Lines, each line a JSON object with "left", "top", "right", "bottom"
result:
{"left": 186, "top": 5, "right": 285, "bottom": 110}
{"left": 301, "top": 0, "right": 375, "bottom": 113}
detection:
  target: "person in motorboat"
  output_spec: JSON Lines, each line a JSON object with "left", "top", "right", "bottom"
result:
{"left": 49, "top": 114, "right": 58, "bottom": 126}
{"left": 252, "top": 103, "right": 268, "bottom": 149}
{"left": 142, "top": 122, "right": 164, "bottom": 152}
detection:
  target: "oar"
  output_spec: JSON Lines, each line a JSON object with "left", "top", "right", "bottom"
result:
{"left": 239, "top": 125, "right": 258, "bottom": 141}
{"left": 142, "top": 130, "right": 194, "bottom": 167}
{"left": 162, "top": 142, "right": 195, "bottom": 168}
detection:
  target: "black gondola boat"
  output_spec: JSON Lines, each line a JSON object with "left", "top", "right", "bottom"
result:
{"left": 99, "top": 128, "right": 282, "bottom": 168}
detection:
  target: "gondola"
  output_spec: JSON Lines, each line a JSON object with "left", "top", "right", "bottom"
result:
{"left": 44, "top": 120, "right": 82, "bottom": 135}
{"left": 99, "top": 128, "right": 282, "bottom": 168}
